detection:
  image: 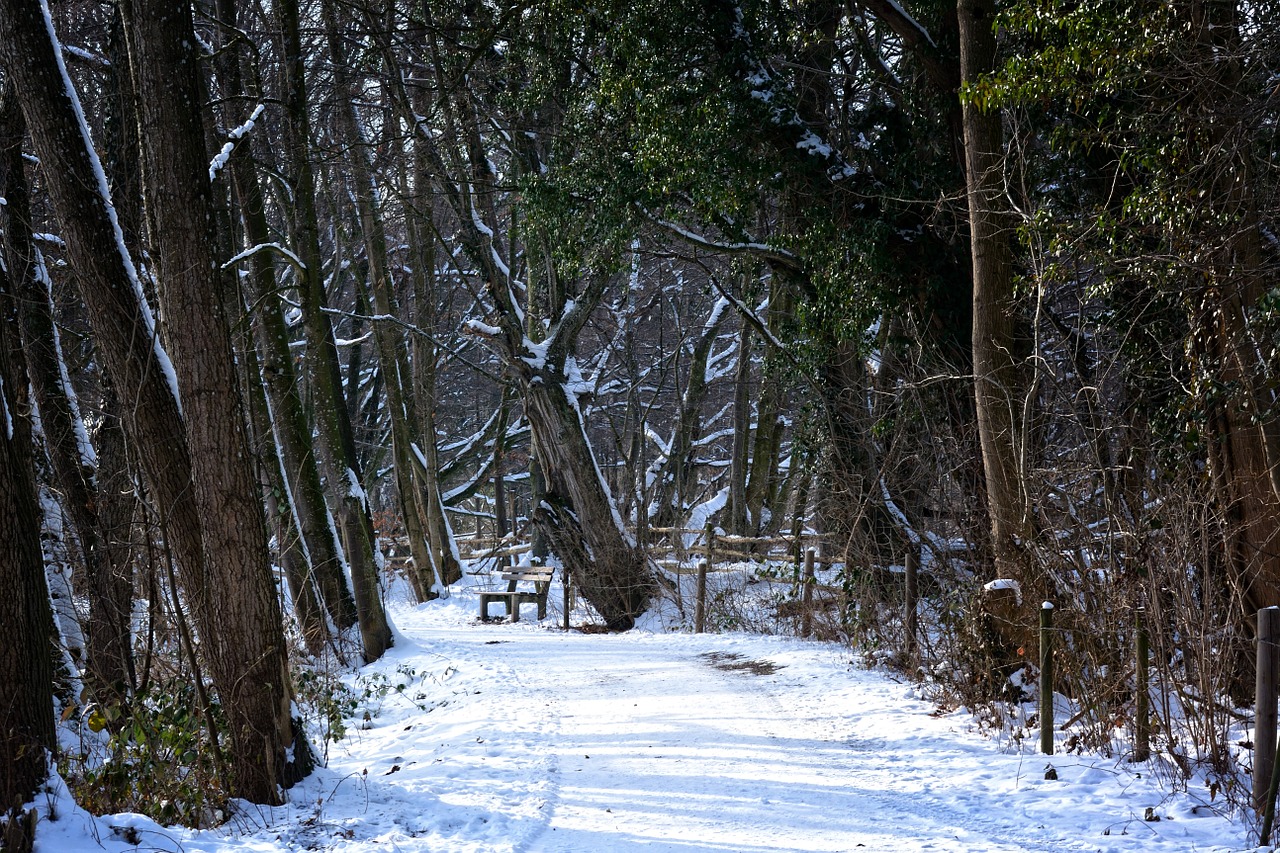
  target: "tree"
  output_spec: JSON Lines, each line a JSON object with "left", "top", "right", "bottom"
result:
{"left": 275, "top": 0, "right": 393, "bottom": 661}
{"left": 118, "top": 0, "right": 309, "bottom": 798}
{"left": 0, "top": 0, "right": 307, "bottom": 801}
{"left": 0, "top": 81, "right": 134, "bottom": 703}
{"left": 0, "top": 214, "right": 55, "bottom": 848}
{"left": 957, "top": 0, "right": 1033, "bottom": 595}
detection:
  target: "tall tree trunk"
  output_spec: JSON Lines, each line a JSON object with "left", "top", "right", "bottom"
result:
{"left": 119, "top": 0, "right": 307, "bottom": 799}
{"left": 525, "top": 379, "right": 652, "bottom": 629}
{"left": 958, "top": 0, "right": 1033, "bottom": 589}
{"left": 0, "top": 0, "right": 213, "bottom": 742}
{"left": 745, "top": 288, "right": 791, "bottom": 534}
{"left": 0, "top": 83, "right": 134, "bottom": 704}
{"left": 320, "top": 0, "right": 440, "bottom": 599}
{"left": 0, "top": 223, "right": 56, "bottom": 816}
{"left": 242, "top": 326, "right": 330, "bottom": 656}
{"left": 213, "top": 0, "right": 358, "bottom": 633}
{"left": 651, "top": 298, "right": 728, "bottom": 528}
{"left": 276, "top": 0, "right": 392, "bottom": 661}
{"left": 727, "top": 317, "right": 751, "bottom": 535}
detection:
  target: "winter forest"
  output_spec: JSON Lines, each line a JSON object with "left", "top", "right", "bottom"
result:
{"left": 1, "top": 0, "right": 1279, "bottom": 846}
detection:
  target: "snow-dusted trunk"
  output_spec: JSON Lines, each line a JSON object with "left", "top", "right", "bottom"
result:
{"left": 745, "top": 290, "right": 790, "bottom": 534}
{"left": 651, "top": 298, "right": 728, "bottom": 529}
{"left": 120, "top": 0, "right": 307, "bottom": 800}
{"left": 0, "top": 0, "right": 213, "bottom": 710}
{"left": 241, "top": 333, "right": 330, "bottom": 656}
{"left": 0, "top": 86, "right": 134, "bottom": 703}
{"left": 525, "top": 379, "right": 652, "bottom": 630}
{"left": 277, "top": 0, "right": 392, "bottom": 662}
{"left": 214, "top": 0, "right": 358, "bottom": 634}
{"left": 321, "top": 0, "right": 446, "bottom": 600}
{"left": 727, "top": 318, "right": 751, "bottom": 535}
{"left": 410, "top": 21, "right": 650, "bottom": 626}
{"left": 0, "top": 225, "right": 56, "bottom": 814}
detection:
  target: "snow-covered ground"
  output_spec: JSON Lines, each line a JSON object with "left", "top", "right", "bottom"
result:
{"left": 31, "top": 585, "right": 1263, "bottom": 852}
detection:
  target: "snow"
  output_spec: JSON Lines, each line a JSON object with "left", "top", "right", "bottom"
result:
{"left": 38, "top": 251, "right": 97, "bottom": 470}
{"left": 465, "top": 318, "right": 504, "bottom": 338}
{"left": 985, "top": 578, "right": 1024, "bottom": 605}
{"left": 28, "top": 592, "right": 1258, "bottom": 853}
{"left": 881, "top": 0, "right": 939, "bottom": 48}
{"left": 209, "top": 105, "right": 265, "bottom": 183}
{"left": 1, "top": 372, "right": 11, "bottom": 440}
{"left": 221, "top": 242, "right": 307, "bottom": 273}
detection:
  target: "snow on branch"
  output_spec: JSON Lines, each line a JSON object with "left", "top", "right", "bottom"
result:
{"left": 209, "top": 103, "right": 265, "bottom": 183}
{"left": 222, "top": 241, "right": 306, "bottom": 275}
{"left": 636, "top": 206, "right": 803, "bottom": 273}
{"left": 863, "top": 0, "right": 937, "bottom": 49}
{"left": 322, "top": 305, "right": 501, "bottom": 382}
{"left": 62, "top": 44, "right": 109, "bottom": 69}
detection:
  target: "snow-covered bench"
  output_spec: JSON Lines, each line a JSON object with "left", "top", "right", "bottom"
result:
{"left": 478, "top": 569, "right": 554, "bottom": 622}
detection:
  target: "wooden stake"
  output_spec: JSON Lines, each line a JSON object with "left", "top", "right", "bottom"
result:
{"left": 904, "top": 543, "right": 919, "bottom": 662}
{"left": 1255, "top": 607, "right": 1280, "bottom": 813}
{"left": 695, "top": 559, "right": 708, "bottom": 634}
{"left": 1040, "top": 601, "right": 1054, "bottom": 756}
{"left": 1134, "top": 608, "right": 1149, "bottom": 762}
{"left": 801, "top": 547, "right": 815, "bottom": 638}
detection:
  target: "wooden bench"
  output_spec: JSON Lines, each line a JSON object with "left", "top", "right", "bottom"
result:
{"left": 478, "top": 569, "right": 554, "bottom": 622}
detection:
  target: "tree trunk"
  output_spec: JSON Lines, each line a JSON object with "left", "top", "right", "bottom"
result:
{"left": 0, "top": 0, "right": 214, "bottom": 733}
{"left": 727, "top": 317, "right": 751, "bottom": 535}
{"left": 276, "top": 0, "right": 392, "bottom": 661}
{"left": 242, "top": 328, "right": 330, "bottom": 656}
{"left": 119, "top": 0, "right": 307, "bottom": 800}
{"left": 0, "top": 226, "right": 56, "bottom": 815}
{"left": 319, "top": 0, "right": 439, "bottom": 598}
{"left": 958, "top": 0, "right": 1032, "bottom": 589}
{"left": 213, "top": 0, "right": 358, "bottom": 633}
{"left": 525, "top": 379, "right": 652, "bottom": 630}
{"left": 651, "top": 298, "right": 728, "bottom": 528}
{"left": 0, "top": 83, "right": 134, "bottom": 704}
{"left": 745, "top": 290, "right": 790, "bottom": 534}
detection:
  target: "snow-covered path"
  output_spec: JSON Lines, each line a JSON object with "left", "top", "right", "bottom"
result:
{"left": 36, "top": 596, "right": 1254, "bottom": 852}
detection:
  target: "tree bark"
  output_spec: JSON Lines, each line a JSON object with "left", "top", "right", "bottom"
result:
{"left": 958, "top": 0, "right": 1033, "bottom": 588}
{"left": 0, "top": 222, "right": 55, "bottom": 816}
{"left": 0, "top": 82, "right": 134, "bottom": 704}
{"left": 0, "top": 0, "right": 212, "bottom": 711}
{"left": 276, "top": 0, "right": 393, "bottom": 661}
{"left": 119, "top": 0, "right": 308, "bottom": 800}
{"left": 213, "top": 0, "right": 359, "bottom": 634}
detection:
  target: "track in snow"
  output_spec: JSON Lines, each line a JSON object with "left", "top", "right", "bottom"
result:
{"left": 319, "top": 606, "right": 1198, "bottom": 853}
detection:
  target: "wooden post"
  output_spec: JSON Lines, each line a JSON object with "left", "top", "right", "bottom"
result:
{"left": 1133, "top": 608, "right": 1149, "bottom": 762}
{"left": 904, "top": 543, "right": 919, "bottom": 662}
{"left": 554, "top": 559, "right": 569, "bottom": 631}
{"left": 1254, "top": 607, "right": 1280, "bottom": 812}
{"left": 1040, "top": 601, "right": 1054, "bottom": 756}
{"left": 801, "top": 547, "right": 816, "bottom": 638}
{"left": 704, "top": 523, "right": 716, "bottom": 570}
{"left": 695, "top": 559, "right": 708, "bottom": 634}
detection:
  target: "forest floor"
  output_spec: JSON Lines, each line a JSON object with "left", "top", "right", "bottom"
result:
{"left": 35, "top": 583, "right": 1261, "bottom": 852}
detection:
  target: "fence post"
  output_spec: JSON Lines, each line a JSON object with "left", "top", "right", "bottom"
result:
{"left": 904, "top": 543, "right": 919, "bottom": 662}
{"left": 1134, "top": 608, "right": 1149, "bottom": 762}
{"left": 801, "top": 547, "right": 815, "bottom": 638}
{"left": 695, "top": 559, "right": 708, "bottom": 634}
{"left": 1254, "top": 607, "right": 1280, "bottom": 813}
{"left": 1040, "top": 601, "right": 1054, "bottom": 756}
{"left": 554, "top": 558, "right": 568, "bottom": 631}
